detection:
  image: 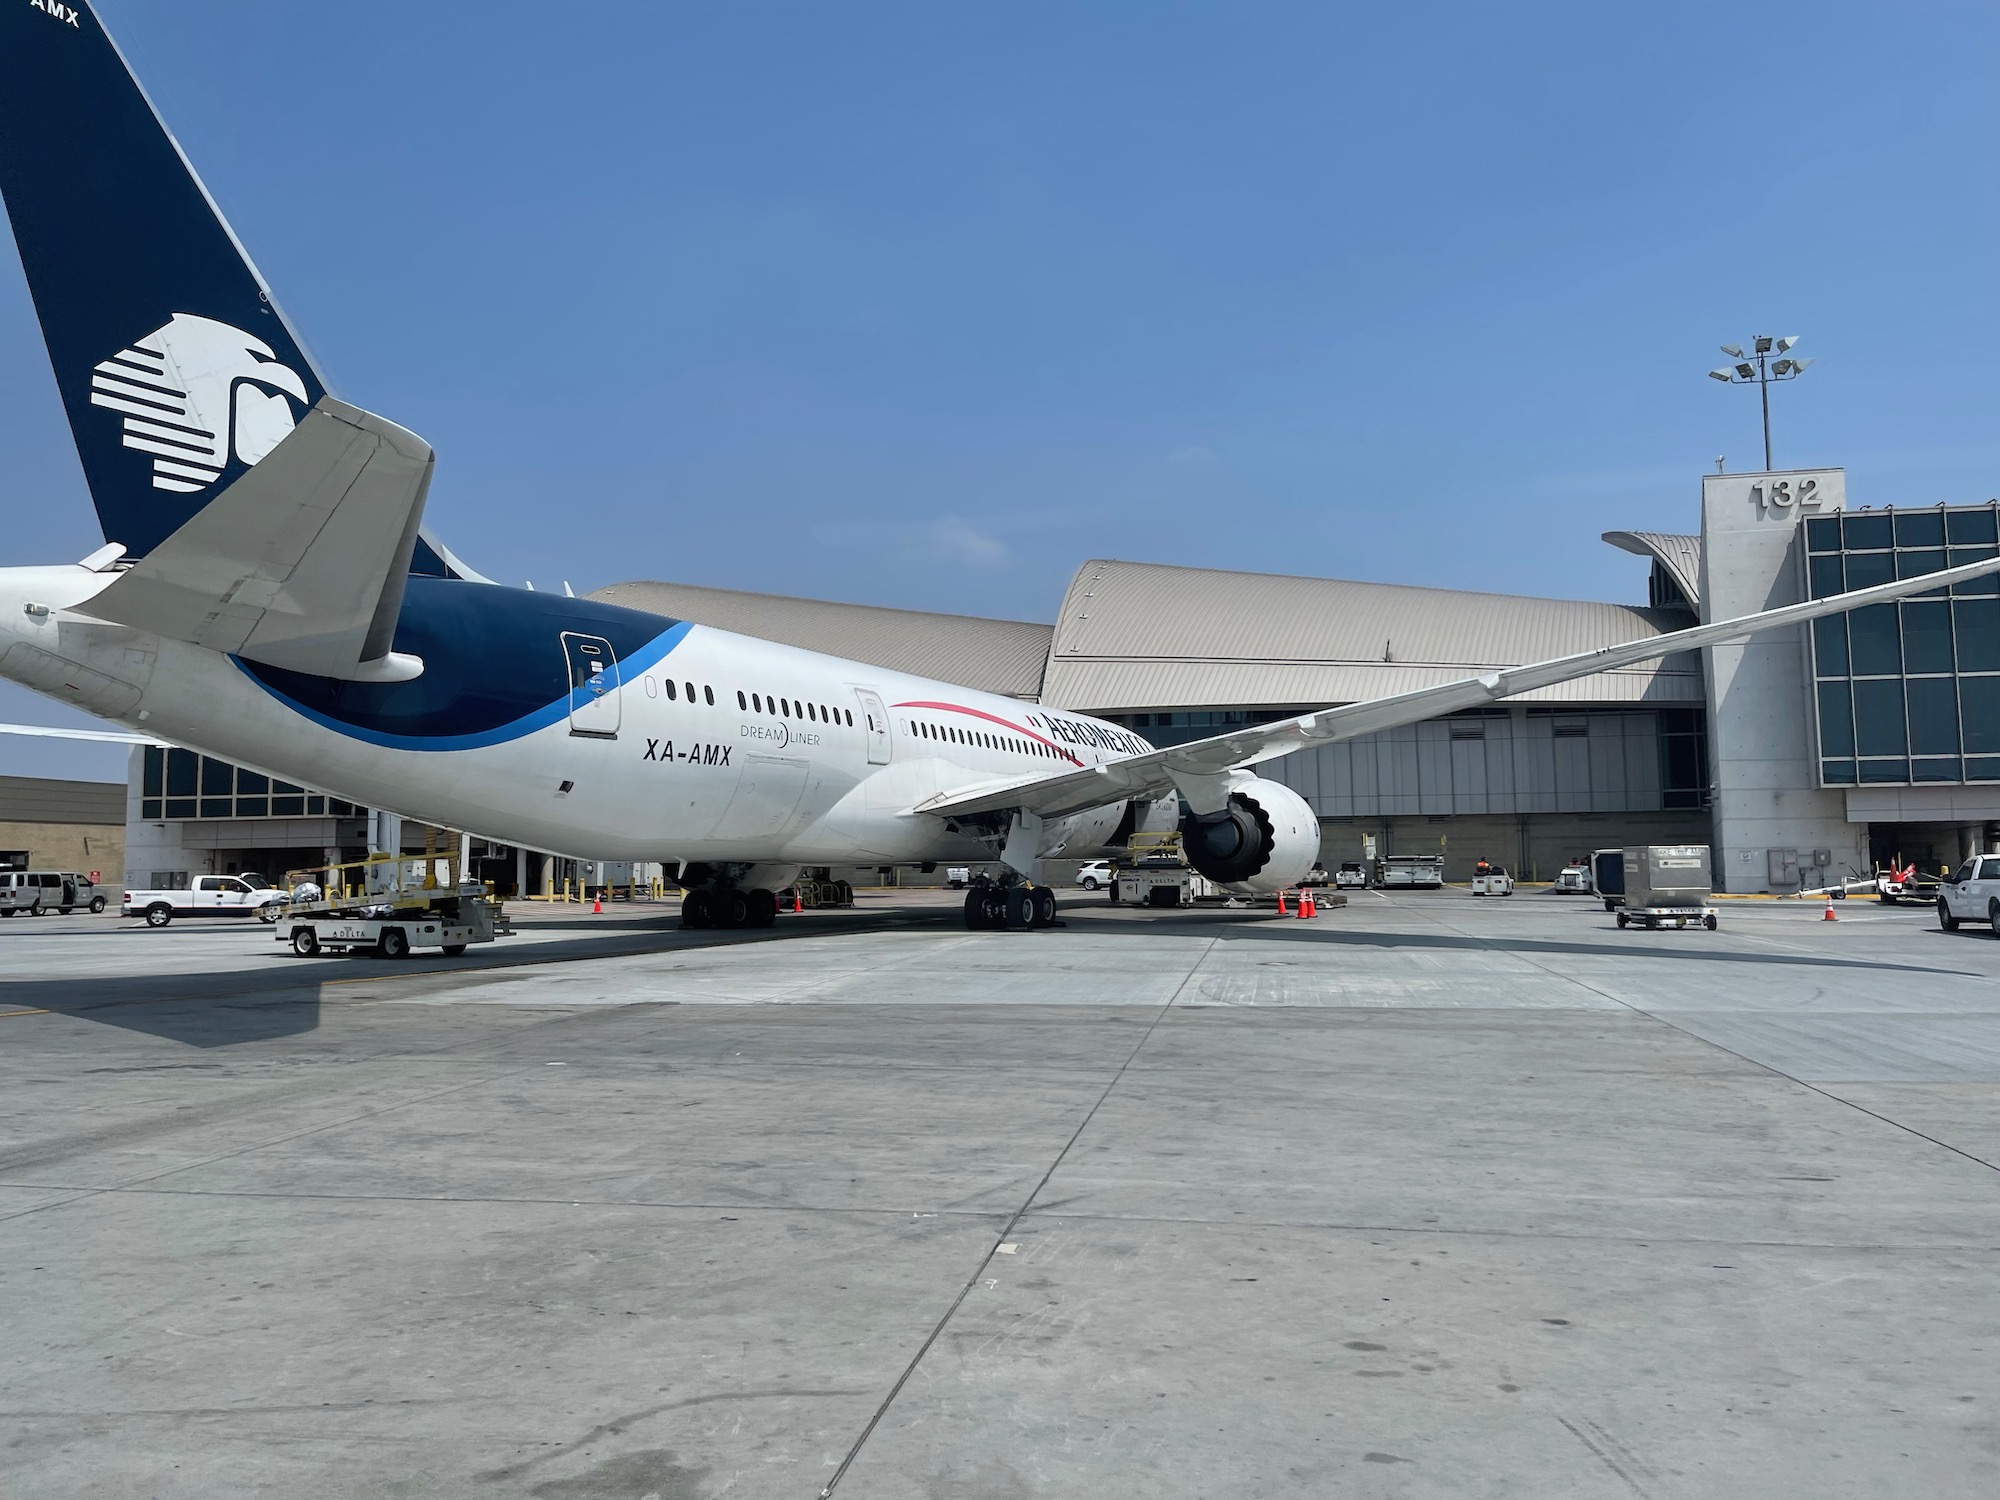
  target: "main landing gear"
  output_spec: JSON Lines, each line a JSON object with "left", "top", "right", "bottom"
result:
{"left": 964, "top": 881, "right": 1058, "bottom": 931}
{"left": 681, "top": 886, "right": 779, "bottom": 930}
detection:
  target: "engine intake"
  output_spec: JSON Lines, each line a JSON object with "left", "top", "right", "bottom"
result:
{"left": 1178, "top": 779, "right": 1321, "bottom": 892}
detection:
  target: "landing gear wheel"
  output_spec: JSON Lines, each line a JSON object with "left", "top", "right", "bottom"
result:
{"left": 719, "top": 889, "right": 750, "bottom": 929}
{"left": 681, "top": 889, "right": 715, "bottom": 929}
{"left": 89, "top": 895, "right": 107, "bottom": 914}
{"left": 144, "top": 903, "right": 172, "bottom": 927}
{"left": 1615, "top": 911, "right": 1628, "bottom": 929}
{"left": 1003, "top": 885, "right": 1035, "bottom": 931}
{"left": 964, "top": 886, "right": 993, "bottom": 930}
{"left": 257, "top": 903, "right": 281, "bottom": 924}
{"left": 1031, "top": 886, "right": 1057, "bottom": 928}
{"left": 291, "top": 927, "right": 320, "bottom": 957}
{"left": 378, "top": 926, "right": 410, "bottom": 959}
{"left": 747, "top": 888, "right": 778, "bottom": 928}
{"left": 441, "top": 943, "right": 467, "bottom": 957}
{"left": 1939, "top": 898, "right": 1959, "bottom": 932}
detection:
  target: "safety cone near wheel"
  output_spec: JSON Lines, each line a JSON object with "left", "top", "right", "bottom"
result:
{"left": 1276, "top": 889, "right": 1289, "bottom": 915}
{"left": 1299, "top": 887, "right": 1315, "bottom": 919}
{"left": 1823, "top": 895, "right": 1837, "bottom": 921}
{"left": 793, "top": 888, "right": 803, "bottom": 913}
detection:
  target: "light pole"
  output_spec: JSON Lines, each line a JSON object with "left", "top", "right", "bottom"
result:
{"left": 1708, "top": 335, "right": 1813, "bottom": 471}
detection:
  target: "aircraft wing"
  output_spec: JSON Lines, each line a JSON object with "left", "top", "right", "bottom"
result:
{"left": 915, "top": 552, "right": 2000, "bottom": 822}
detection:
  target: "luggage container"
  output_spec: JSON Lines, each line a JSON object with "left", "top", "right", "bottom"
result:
{"left": 1380, "top": 855, "right": 1445, "bottom": 889}
{"left": 1614, "top": 845, "right": 1716, "bottom": 931}
{"left": 1591, "top": 848, "right": 1626, "bottom": 910}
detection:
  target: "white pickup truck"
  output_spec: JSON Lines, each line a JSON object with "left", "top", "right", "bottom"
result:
{"left": 124, "top": 874, "right": 288, "bottom": 927}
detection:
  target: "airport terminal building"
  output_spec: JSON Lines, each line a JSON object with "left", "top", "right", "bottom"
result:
{"left": 119, "top": 465, "right": 2000, "bottom": 894}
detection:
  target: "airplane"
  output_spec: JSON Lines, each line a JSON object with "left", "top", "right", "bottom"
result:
{"left": 2, "top": 2, "right": 1996, "bottom": 935}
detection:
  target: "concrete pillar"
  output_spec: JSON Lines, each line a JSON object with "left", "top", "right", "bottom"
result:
{"left": 515, "top": 845, "right": 528, "bottom": 898}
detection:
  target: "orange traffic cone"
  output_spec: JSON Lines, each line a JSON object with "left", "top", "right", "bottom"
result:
{"left": 1299, "top": 887, "right": 1315, "bottom": 919}
{"left": 1276, "top": 889, "right": 1289, "bottom": 915}
{"left": 592, "top": 891, "right": 603, "bottom": 914}
{"left": 793, "top": 887, "right": 803, "bottom": 913}
{"left": 1822, "top": 895, "right": 1836, "bottom": 921}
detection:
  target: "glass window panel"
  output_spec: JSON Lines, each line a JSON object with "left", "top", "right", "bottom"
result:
{"left": 273, "top": 780, "right": 303, "bottom": 796}
{"left": 329, "top": 800, "right": 355, "bottom": 816}
{"left": 1813, "top": 616, "right": 1848, "bottom": 676}
{"left": 1894, "top": 511, "right": 1945, "bottom": 547}
{"left": 1947, "top": 508, "right": 1999, "bottom": 544}
{"left": 1805, "top": 516, "right": 1842, "bottom": 551}
{"left": 236, "top": 770, "right": 267, "bottom": 795}
{"left": 1848, "top": 604, "right": 1901, "bottom": 675}
{"left": 165, "top": 798, "right": 196, "bottom": 818}
{"left": 1912, "top": 757, "right": 1962, "bottom": 782}
{"left": 141, "top": 798, "right": 162, "bottom": 819}
{"left": 1897, "top": 549, "right": 1947, "bottom": 599}
{"left": 1950, "top": 546, "right": 2000, "bottom": 595}
{"left": 165, "top": 748, "right": 197, "bottom": 797}
{"left": 1808, "top": 554, "right": 1844, "bottom": 599}
{"left": 1853, "top": 679, "right": 1907, "bottom": 756}
{"left": 306, "top": 796, "right": 325, "bottom": 814}
{"left": 1955, "top": 601, "right": 2000, "bottom": 670}
{"left": 1842, "top": 513, "right": 1893, "bottom": 550}
{"left": 1902, "top": 601, "right": 1953, "bottom": 673}
{"left": 1966, "top": 755, "right": 2000, "bottom": 781}
{"left": 1960, "top": 677, "right": 2000, "bottom": 753}
{"left": 1907, "top": 678, "right": 1960, "bottom": 754}
{"left": 1843, "top": 551, "right": 1894, "bottom": 590}
{"left": 1820, "top": 759, "right": 1857, "bottom": 785}
{"left": 271, "top": 795, "right": 304, "bottom": 816}
{"left": 142, "top": 745, "right": 164, "bottom": 796}
{"left": 199, "top": 797, "right": 231, "bottom": 818}
{"left": 200, "top": 757, "right": 233, "bottom": 795}
{"left": 1859, "top": 758, "right": 1909, "bottom": 783}
{"left": 1817, "top": 682, "right": 1855, "bottom": 756}
{"left": 235, "top": 798, "right": 268, "bottom": 817}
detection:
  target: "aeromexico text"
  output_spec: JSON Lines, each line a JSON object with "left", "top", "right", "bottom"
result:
{"left": 1037, "top": 714, "right": 1148, "bottom": 757}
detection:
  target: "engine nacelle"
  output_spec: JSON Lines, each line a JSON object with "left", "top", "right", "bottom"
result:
{"left": 1178, "top": 778, "right": 1321, "bottom": 893}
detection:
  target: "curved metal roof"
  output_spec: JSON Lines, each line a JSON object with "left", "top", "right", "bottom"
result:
{"left": 1039, "top": 559, "right": 1703, "bottom": 712}
{"left": 1603, "top": 530, "right": 1702, "bottom": 611}
{"left": 588, "top": 579, "right": 1054, "bottom": 699}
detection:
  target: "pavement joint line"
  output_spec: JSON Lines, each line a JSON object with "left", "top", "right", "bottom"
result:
{"left": 815, "top": 933, "right": 1221, "bottom": 1499}
{"left": 1387, "top": 891, "right": 2000, "bottom": 1179}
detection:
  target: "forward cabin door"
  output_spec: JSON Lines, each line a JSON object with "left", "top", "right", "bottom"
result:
{"left": 854, "top": 688, "right": 891, "bottom": 765}
{"left": 562, "top": 633, "right": 621, "bottom": 739}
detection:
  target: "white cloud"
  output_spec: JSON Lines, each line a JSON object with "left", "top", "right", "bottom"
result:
{"left": 923, "top": 515, "right": 1011, "bottom": 567}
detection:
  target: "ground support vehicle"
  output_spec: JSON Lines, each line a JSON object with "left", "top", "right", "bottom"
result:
{"left": 945, "top": 867, "right": 972, "bottom": 889}
{"left": 1551, "top": 863, "right": 1591, "bottom": 894}
{"left": 1876, "top": 863, "right": 1943, "bottom": 905}
{"left": 124, "top": 874, "right": 286, "bottom": 927}
{"left": 1115, "top": 867, "right": 1222, "bottom": 908}
{"left": 1381, "top": 855, "right": 1445, "bottom": 889}
{"left": 1333, "top": 862, "right": 1369, "bottom": 889}
{"left": 277, "top": 852, "right": 510, "bottom": 958}
{"left": 785, "top": 875, "right": 856, "bottom": 909}
{"left": 1470, "top": 867, "right": 1515, "bottom": 896}
{"left": 1, "top": 869, "right": 105, "bottom": 915}
{"left": 1935, "top": 854, "right": 2000, "bottom": 935}
{"left": 1612, "top": 845, "right": 1717, "bottom": 931}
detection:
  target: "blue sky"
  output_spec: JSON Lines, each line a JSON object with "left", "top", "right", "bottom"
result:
{"left": 5, "top": 0, "right": 1999, "bottom": 779}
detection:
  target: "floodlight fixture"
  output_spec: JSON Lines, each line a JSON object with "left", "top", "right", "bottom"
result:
{"left": 1706, "top": 332, "right": 1813, "bottom": 469}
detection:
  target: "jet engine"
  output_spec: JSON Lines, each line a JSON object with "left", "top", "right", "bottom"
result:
{"left": 1177, "top": 778, "right": 1321, "bottom": 893}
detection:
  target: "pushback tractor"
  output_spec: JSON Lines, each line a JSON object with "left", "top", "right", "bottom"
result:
{"left": 277, "top": 851, "right": 511, "bottom": 959}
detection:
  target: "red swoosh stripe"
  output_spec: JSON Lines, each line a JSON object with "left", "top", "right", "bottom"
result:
{"left": 892, "top": 700, "right": 1083, "bottom": 764}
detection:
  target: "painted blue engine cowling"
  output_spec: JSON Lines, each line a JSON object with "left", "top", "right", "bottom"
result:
{"left": 1178, "top": 778, "right": 1320, "bottom": 892}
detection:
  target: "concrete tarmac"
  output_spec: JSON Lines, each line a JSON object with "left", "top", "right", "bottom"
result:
{"left": 2, "top": 889, "right": 1996, "bottom": 1498}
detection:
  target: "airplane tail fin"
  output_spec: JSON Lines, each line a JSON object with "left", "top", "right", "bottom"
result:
{"left": 0, "top": 2, "right": 482, "bottom": 583}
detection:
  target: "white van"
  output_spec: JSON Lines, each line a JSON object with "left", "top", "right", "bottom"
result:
{"left": 0, "top": 870, "right": 104, "bottom": 916}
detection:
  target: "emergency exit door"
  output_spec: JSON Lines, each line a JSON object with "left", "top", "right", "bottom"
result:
{"left": 854, "top": 687, "right": 891, "bottom": 764}
{"left": 562, "top": 633, "right": 620, "bottom": 738}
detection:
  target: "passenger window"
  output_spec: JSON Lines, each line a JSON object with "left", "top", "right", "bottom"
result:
{"left": 845, "top": 709, "right": 853, "bottom": 726}
{"left": 752, "top": 693, "right": 762, "bottom": 712}
{"left": 665, "top": 679, "right": 677, "bottom": 701}
{"left": 737, "top": 691, "right": 747, "bottom": 710}
{"left": 704, "top": 686, "right": 714, "bottom": 706}
{"left": 807, "top": 702, "right": 817, "bottom": 721}
{"left": 685, "top": 682, "right": 696, "bottom": 703}
{"left": 644, "top": 675, "right": 657, "bottom": 698}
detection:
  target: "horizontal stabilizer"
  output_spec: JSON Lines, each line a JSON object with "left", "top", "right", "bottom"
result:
{"left": 76, "top": 396, "right": 432, "bottom": 682}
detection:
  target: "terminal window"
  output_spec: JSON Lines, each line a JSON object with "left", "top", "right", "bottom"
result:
{"left": 140, "top": 747, "right": 361, "bottom": 822}
{"left": 1806, "top": 504, "right": 2000, "bottom": 786}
